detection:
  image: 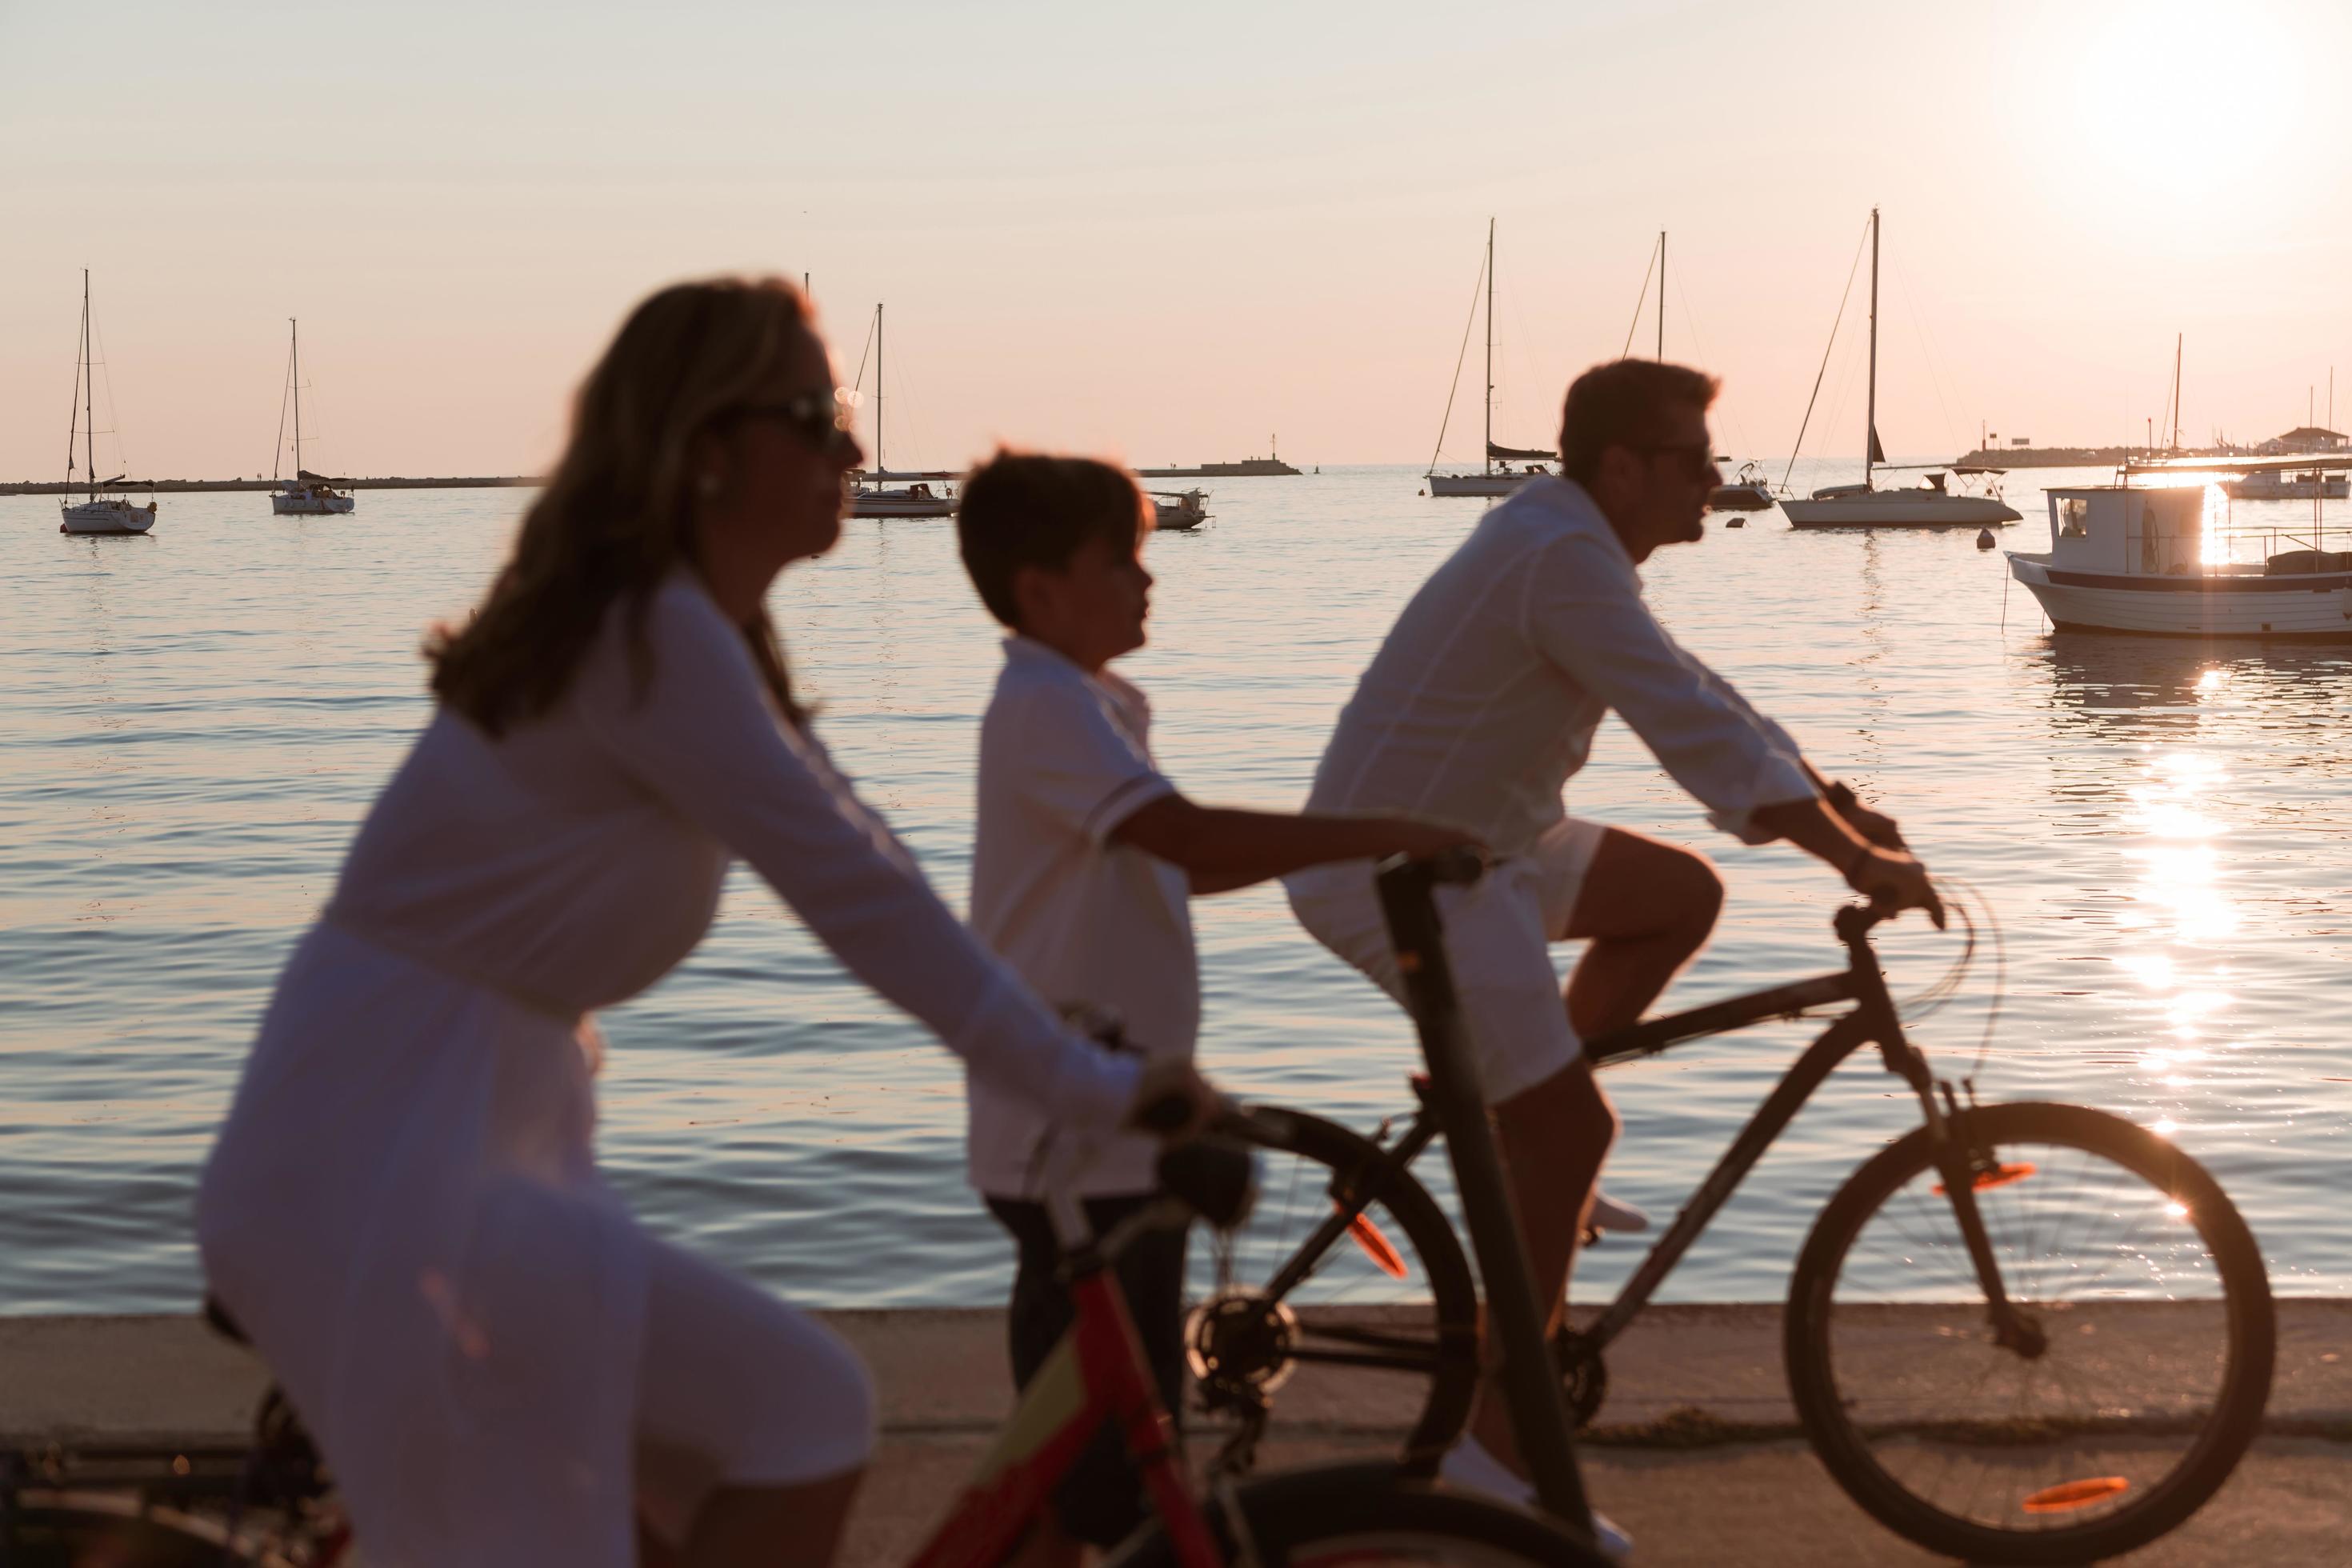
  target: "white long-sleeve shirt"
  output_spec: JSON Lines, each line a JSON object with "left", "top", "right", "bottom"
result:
{"left": 1305, "top": 476, "right": 1815, "bottom": 852}
{"left": 323, "top": 568, "right": 1142, "bottom": 1125}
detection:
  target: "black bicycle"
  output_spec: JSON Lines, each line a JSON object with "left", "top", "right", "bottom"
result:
{"left": 1190, "top": 890, "right": 2275, "bottom": 1566}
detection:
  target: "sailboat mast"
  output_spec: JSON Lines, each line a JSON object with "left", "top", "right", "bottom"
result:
{"left": 2171, "top": 334, "right": 2183, "bottom": 452}
{"left": 83, "top": 270, "right": 97, "bottom": 503}
{"left": 1657, "top": 230, "right": 1666, "bottom": 360}
{"left": 291, "top": 319, "right": 302, "bottom": 476}
{"left": 875, "top": 303, "right": 885, "bottom": 476}
{"left": 1482, "top": 219, "right": 1494, "bottom": 477}
{"left": 1864, "top": 207, "right": 1879, "bottom": 489}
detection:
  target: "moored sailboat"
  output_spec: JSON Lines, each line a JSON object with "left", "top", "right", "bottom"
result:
{"left": 1425, "top": 221, "right": 1554, "bottom": 498}
{"left": 1779, "top": 209, "right": 2021, "bottom": 530}
{"left": 271, "top": 320, "right": 357, "bottom": 515}
{"left": 849, "top": 304, "right": 954, "bottom": 520}
{"left": 58, "top": 271, "right": 158, "bottom": 537}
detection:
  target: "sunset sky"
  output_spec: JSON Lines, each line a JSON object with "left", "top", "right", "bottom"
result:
{"left": 6, "top": 0, "right": 2350, "bottom": 479}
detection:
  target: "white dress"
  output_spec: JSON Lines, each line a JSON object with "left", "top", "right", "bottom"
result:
{"left": 195, "top": 570, "right": 1138, "bottom": 1567}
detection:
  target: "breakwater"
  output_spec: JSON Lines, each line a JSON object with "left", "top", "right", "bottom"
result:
{"left": 2, "top": 475, "right": 541, "bottom": 497}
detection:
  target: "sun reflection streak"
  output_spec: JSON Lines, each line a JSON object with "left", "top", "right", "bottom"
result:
{"left": 2117, "top": 746, "right": 2240, "bottom": 1140}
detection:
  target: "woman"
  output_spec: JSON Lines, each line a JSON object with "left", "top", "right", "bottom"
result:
{"left": 196, "top": 278, "right": 1200, "bottom": 1568}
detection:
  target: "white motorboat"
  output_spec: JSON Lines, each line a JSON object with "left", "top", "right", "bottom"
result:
{"left": 1150, "top": 489, "right": 1210, "bottom": 530}
{"left": 1780, "top": 209, "right": 2022, "bottom": 530}
{"left": 57, "top": 270, "right": 157, "bottom": 537}
{"left": 1706, "top": 461, "right": 1779, "bottom": 513}
{"left": 2223, "top": 469, "right": 2348, "bottom": 501}
{"left": 847, "top": 304, "right": 954, "bottom": 519}
{"left": 1424, "top": 220, "right": 1554, "bottom": 499}
{"left": 270, "top": 320, "right": 357, "bottom": 515}
{"left": 2006, "top": 464, "right": 2352, "bottom": 639}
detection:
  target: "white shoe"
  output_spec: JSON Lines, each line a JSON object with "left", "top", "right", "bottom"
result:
{"left": 1588, "top": 1188, "right": 1650, "bottom": 1234}
{"left": 1438, "top": 1434, "right": 1633, "bottom": 1560}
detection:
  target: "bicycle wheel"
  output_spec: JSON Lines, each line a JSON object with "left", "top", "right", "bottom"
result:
{"left": 1785, "top": 1101, "right": 2273, "bottom": 1565}
{"left": 1, "top": 1494, "right": 277, "bottom": 1566}
{"left": 1109, "top": 1462, "right": 1613, "bottom": 1566}
{"left": 1194, "top": 1107, "right": 1480, "bottom": 1474}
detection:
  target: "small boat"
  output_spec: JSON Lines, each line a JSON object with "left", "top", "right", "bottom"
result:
{"left": 2223, "top": 469, "right": 2348, "bottom": 501}
{"left": 1150, "top": 489, "right": 1210, "bottom": 530}
{"left": 1706, "top": 461, "right": 1778, "bottom": 513}
{"left": 1425, "top": 221, "right": 1554, "bottom": 498}
{"left": 849, "top": 304, "right": 954, "bottom": 519}
{"left": 2006, "top": 461, "right": 2352, "bottom": 639}
{"left": 271, "top": 320, "right": 356, "bottom": 515}
{"left": 1778, "top": 209, "right": 2022, "bottom": 530}
{"left": 58, "top": 270, "right": 157, "bottom": 537}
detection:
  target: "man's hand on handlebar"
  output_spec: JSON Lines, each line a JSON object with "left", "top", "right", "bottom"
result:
{"left": 1845, "top": 846, "right": 1946, "bottom": 930}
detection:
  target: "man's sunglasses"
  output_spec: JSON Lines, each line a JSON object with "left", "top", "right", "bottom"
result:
{"left": 1626, "top": 440, "right": 1718, "bottom": 480}
{"left": 730, "top": 389, "right": 862, "bottom": 458}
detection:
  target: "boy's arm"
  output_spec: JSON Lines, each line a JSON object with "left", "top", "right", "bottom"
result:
{"left": 1110, "top": 794, "right": 1478, "bottom": 895}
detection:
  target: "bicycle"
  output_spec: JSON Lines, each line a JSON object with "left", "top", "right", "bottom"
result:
{"left": 1191, "top": 878, "right": 2277, "bottom": 1566}
{"left": 2, "top": 1134, "right": 1610, "bottom": 1567}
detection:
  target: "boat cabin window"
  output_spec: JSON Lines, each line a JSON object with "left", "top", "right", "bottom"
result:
{"left": 2059, "top": 498, "right": 2089, "bottom": 538}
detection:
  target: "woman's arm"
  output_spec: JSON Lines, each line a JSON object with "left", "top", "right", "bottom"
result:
{"left": 576, "top": 578, "right": 1144, "bottom": 1128}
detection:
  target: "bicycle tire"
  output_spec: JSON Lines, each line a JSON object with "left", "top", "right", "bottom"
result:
{"left": 1204, "top": 1106, "right": 1481, "bottom": 1472}
{"left": 1785, "top": 1101, "right": 2273, "bottom": 1565}
{"left": 1108, "top": 1461, "right": 1613, "bottom": 1566}
{"left": 2, "top": 1492, "right": 282, "bottom": 1566}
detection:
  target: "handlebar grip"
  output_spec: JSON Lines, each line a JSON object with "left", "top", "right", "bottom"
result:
{"left": 1130, "top": 1088, "right": 1197, "bottom": 1137}
{"left": 1154, "top": 1137, "right": 1258, "bottom": 1231}
{"left": 1423, "top": 845, "right": 1487, "bottom": 886}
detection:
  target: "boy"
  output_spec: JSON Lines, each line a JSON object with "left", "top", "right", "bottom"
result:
{"left": 955, "top": 451, "right": 1473, "bottom": 1562}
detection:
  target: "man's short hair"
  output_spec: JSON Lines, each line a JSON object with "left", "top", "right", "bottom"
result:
{"left": 1558, "top": 360, "right": 1721, "bottom": 486}
{"left": 957, "top": 450, "right": 1150, "bottom": 629}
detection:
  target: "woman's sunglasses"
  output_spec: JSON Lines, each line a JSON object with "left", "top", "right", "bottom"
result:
{"left": 731, "top": 389, "right": 862, "bottom": 459}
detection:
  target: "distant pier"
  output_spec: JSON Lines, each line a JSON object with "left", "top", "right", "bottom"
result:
{"left": 2, "top": 475, "right": 542, "bottom": 497}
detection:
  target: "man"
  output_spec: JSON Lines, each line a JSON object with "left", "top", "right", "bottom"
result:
{"left": 1286, "top": 359, "right": 1940, "bottom": 1552}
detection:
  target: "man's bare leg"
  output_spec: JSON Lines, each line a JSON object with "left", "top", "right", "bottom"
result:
{"left": 1563, "top": 829, "right": 1723, "bottom": 1038}
{"left": 1465, "top": 1059, "right": 1617, "bottom": 1471}
{"left": 1462, "top": 830, "right": 1717, "bottom": 1474}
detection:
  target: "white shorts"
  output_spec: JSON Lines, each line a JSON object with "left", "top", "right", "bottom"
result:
{"left": 1286, "top": 817, "right": 1608, "bottom": 1104}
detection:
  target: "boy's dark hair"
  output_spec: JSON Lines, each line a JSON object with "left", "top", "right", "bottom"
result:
{"left": 1557, "top": 360, "right": 1720, "bottom": 486}
{"left": 957, "top": 450, "right": 1149, "bottom": 629}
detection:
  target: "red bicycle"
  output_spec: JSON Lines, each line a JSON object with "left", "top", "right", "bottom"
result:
{"left": 2, "top": 1135, "right": 1606, "bottom": 1566}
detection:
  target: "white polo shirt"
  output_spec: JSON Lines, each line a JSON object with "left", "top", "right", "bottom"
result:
{"left": 966, "top": 637, "right": 1198, "bottom": 1198}
{"left": 1298, "top": 476, "right": 1815, "bottom": 855}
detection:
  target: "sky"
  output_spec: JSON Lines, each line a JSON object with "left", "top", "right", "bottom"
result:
{"left": 6, "top": 0, "right": 2352, "bottom": 480}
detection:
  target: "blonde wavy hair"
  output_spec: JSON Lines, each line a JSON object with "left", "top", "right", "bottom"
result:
{"left": 428, "top": 276, "right": 814, "bottom": 733}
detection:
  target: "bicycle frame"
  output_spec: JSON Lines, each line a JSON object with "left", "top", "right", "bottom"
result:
{"left": 908, "top": 1216, "right": 1222, "bottom": 1568}
{"left": 1348, "top": 900, "right": 2032, "bottom": 1370}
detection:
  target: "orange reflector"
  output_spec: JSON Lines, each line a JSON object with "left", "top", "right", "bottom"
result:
{"left": 2021, "top": 1477, "right": 2130, "bottom": 1514}
{"left": 1341, "top": 1207, "right": 1409, "bottom": 1278}
{"left": 1934, "top": 1162, "right": 2038, "bottom": 1196}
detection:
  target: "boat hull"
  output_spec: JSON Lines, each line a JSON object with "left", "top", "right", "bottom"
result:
{"left": 59, "top": 499, "right": 157, "bottom": 535}
{"left": 2007, "top": 553, "right": 2352, "bottom": 639}
{"left": 850, "top": 491, "right": 954, "bottom": 519}
{"left": 1706, "top": 484, "right": 1776, "bottom": 512}
{"left": 2224, "top": 476, "right": 2350, "bottom": 501}
{"left": 272, "top": 490, "right": 357, "bottom": 515}
{"left": 1782, "top": 492, "right": 2020, "bottom": 527}
{"left": 1427, "top": 473, "right": 1526, "bottom": 497}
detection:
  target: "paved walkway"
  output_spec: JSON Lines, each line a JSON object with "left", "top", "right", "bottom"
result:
{"left": 6, "top": 1303, "right": 2348, "bottom": 1565}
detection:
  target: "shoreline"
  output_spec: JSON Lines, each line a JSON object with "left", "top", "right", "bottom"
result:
{"left": 2, "top": 476, "right": 542, "bottom": 496}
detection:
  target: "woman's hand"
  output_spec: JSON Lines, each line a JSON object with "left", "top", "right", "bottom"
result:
{"left": 1826, "top": 781, "right": 1908, "bottom": 850}
{"left": 1125, "top": 1058, "right": 1226, "bottom": 1142}
{"left": 1846, "top": 846, "right": 1946, "bottom": 930}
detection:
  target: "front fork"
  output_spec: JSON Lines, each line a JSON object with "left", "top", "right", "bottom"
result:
{"left": 1910, "top": 1070, "right": 2048, "bottom": 1360}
